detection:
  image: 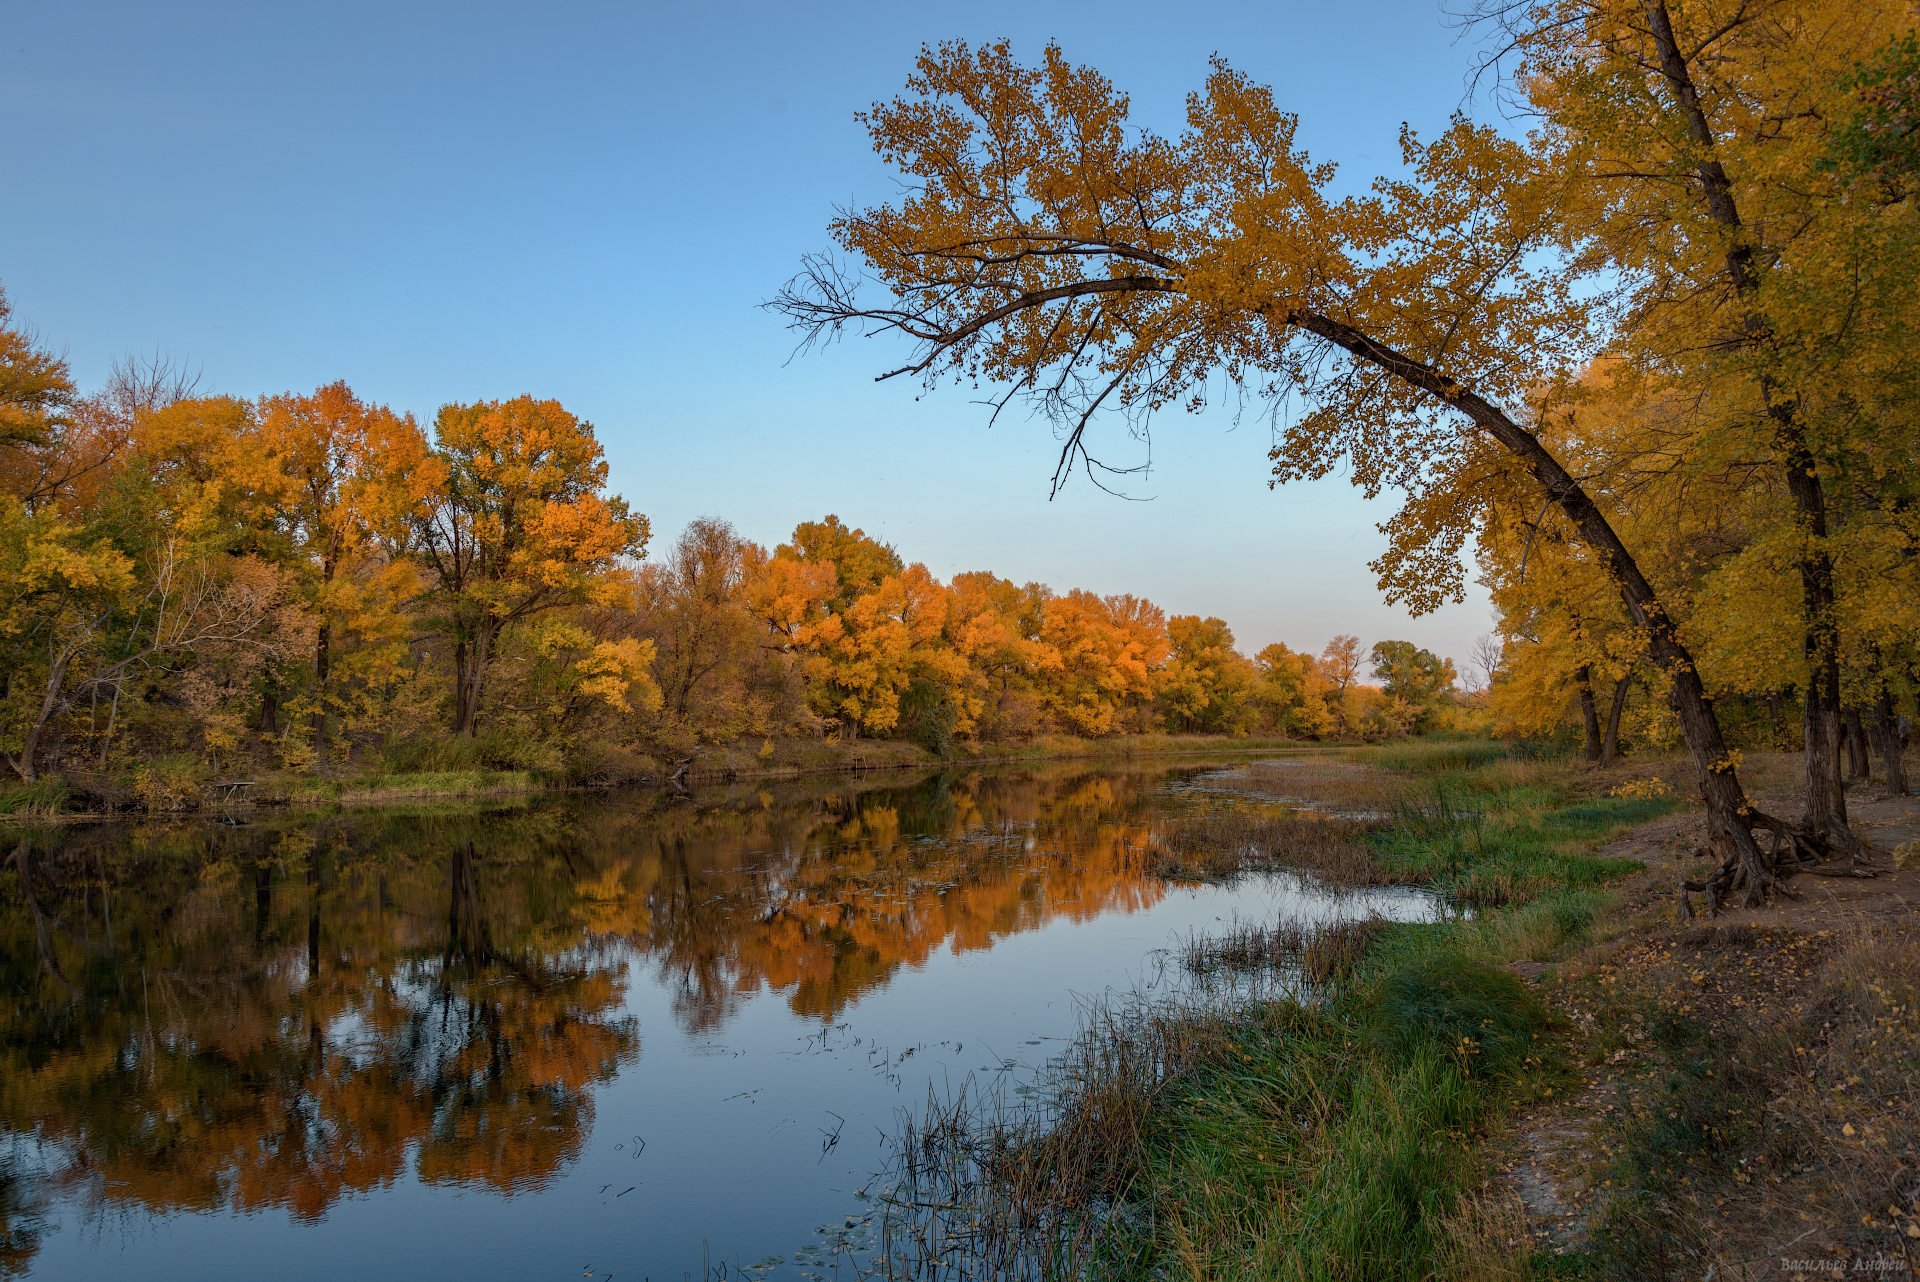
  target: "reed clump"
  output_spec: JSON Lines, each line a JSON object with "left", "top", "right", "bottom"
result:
{"left": 1178, "top": 913, "right": 1391, "bottom": 982}
{"left": 877, "top": 992, "right": 1253, "bottom": 1279}
{"left": 1149, "top": 811, "right": 1403, "bottom": 886}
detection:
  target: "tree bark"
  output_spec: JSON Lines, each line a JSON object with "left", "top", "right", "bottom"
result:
{"left": 453, "top": 623, "right": 494, "bottom": 738}
{"left": 1803, "top": 686, "right": 1848, "bottom": 832}
{"left": 1601, "top": 674, "right": 1631, "bottom": 768}
{"left": 1843, "top": 706, "right": 1870, "bottom": 784}
{"left": 1577, "top": 665, "right": 1602, "bottom": 762}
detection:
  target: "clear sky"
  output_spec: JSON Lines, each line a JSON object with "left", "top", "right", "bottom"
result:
{"left": 1, "top": 0, "right": 1502, "bottom": 676}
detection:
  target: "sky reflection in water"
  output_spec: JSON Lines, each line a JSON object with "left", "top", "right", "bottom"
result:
{"left": 0, "top": 758, "right": 1440, "bottom": 1281}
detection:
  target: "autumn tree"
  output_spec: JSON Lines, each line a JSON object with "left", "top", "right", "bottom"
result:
{"left": 1251, "top": 642, "right": 1333, "bottom": 738}
{"left": 0, "top": 287, "right": 75, "bottom": 459}
{"left": 0, "top": 298, "right": 174, "bottom": 513}
{"left": 411, "top": 396, "right": 649, "bottom": 737}
{"left": 1477, "top": 0, "right": 1920, "bottom": 847}
{"left": 775, "top": 39, "right": 1838, "bottom": 904}
{"left": 1370, "top": 640, "right": 1455, "bottom": 716}
{"left": 946, "top": 571, "right": 1058, "bottom": 740}
{"left": 1038, "top": 589, "right": 1168, "bottom": 736}
{"left": 249, "top": 382, "right": 434, "bottom": 753}
{"left": 0, "top": 501, "right": 136, "bottom": 780}
{"left": 746, "top": 517, "right": 966, "bottom": 740}
{"left": 1160, "top": 615, "right": 1256, "bottom": 733}
{"left": 780, "top": 514, "right": 904, "bottom": 613}
{"left": 632, "top": 517, "right": 809, "bottom": 750}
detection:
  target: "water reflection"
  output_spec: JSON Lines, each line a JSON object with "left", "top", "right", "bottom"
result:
{"left": 0, "top": 759, "right": 1409, "bottom": 1279}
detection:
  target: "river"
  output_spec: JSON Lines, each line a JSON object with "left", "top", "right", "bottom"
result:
{"left": 0, "top": 756, "right": 1440, "bottom": 1281}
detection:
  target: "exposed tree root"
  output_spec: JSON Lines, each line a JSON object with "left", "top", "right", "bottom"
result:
{"left": 1676, "top": 808, "right": 1875, "bottom": 917}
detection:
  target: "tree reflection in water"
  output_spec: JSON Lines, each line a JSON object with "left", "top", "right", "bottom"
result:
{"left": 0, "top": 764, "right": 1222, "bottom": 1273}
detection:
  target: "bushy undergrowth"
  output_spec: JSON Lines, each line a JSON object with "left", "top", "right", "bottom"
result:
{"left": 379, "top": 727, "right": 566, "bottom": 776}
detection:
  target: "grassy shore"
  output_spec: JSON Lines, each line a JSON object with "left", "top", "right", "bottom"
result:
{"left": 0, "top": 730, "right": 1347, "bottom": 821}
{"left": 873, "top": 741, "right": 1686, "bottom": 1278}
{"left": 684, "top": 730, "right": 1343, "bottom": 781}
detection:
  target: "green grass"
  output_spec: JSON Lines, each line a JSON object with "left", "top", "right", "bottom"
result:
{"left": 0, "top": 778, "right": 70, "bottom": 819}
{"left": 281, "top": 769, "right": 540, "bottom": 806}
{"left": 1106, "top": 956, "right": 1553, "bottom": 1277}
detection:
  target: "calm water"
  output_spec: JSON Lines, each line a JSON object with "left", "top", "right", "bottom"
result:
{"left": 0, "top": 758, "right": 1439, "bottom": 1281}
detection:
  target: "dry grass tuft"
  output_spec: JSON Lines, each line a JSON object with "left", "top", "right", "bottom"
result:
{"left": 875, "top": 991, "right": 1253, "bottom": 1279}
{"left": 1434, "top": 1192, "right": 1537, "bottom": 1282}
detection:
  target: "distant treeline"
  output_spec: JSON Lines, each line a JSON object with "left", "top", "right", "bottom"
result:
{"left": 1, "top": 316, "right": 1463, "bottom": 791}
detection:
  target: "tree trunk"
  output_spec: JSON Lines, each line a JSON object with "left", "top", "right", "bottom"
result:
{"left": 312, "top": 621, "right": 330, "bottom": 757}
{"left": 453, "top": 624, "right": 493, "bottom": 738}
{"left": 7, "top": 647, "right": 81, "bottom": 784}
{"left": 1601, "top": 674, "right": 1630, "bottom": 768}
{"left": 1577, "top": 666, "right": 1602, "bottom": 762}
{"left": 258, "top": 675, "right": 280, "bottom": 733}
{"left": 1804, "top": 684, "right": 1843, "bottom": 814}
{"left": 1874, "top": 689, "right": 1910, "bottom": 796}
{"left": 1791, "top": 518, "right": 1861, "bottom": 853}
{"left": 1767, "top": 689, "right": 1783, "bottom": 747}
{"left": 1644, "top": 0, "right": 1861, "bottom": 861}
{"left": 1843, "top": 706, "right": 1870, "bottom": 784}
{"left": 1287, "top": 308, "right": 1784, "bottom": 906}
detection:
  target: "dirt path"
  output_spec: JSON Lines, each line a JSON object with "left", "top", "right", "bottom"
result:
{"left": 1483, "top": 754, "right": 1920, "bottom": 1272}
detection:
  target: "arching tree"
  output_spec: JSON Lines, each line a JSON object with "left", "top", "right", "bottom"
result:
{"left": 774, "top": 41, "right": 1825, "bottom": 905}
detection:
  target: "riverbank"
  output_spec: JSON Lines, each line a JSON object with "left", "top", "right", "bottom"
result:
{"left": 1468, "top": 754, "right": 1920, "bottom": 1279}
{"left": 875, "top": 744, "right": 1919, "bottom": 1279}
{"left": 0, "top": 730, "right": 1351, "bottom": 822}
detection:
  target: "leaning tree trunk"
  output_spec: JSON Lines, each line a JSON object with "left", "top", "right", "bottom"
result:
{"left": 1289, "top": 309, "right": 1797, "bottom": 908}
{"left": 7, "top": 645, "right": 82, "bottom": 784}
{"left": 1577, "top": 666, "right": 1603, "bottom": 763}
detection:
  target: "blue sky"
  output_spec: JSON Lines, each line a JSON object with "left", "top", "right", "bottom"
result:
{"left": 1, "top": 0, "right": 1501, "bottom": 675}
